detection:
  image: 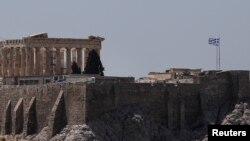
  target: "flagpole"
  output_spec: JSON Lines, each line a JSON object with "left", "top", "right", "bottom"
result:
{"left": 208, "top": 37, "right": 220, "bottom": 70}
{"left": 219, "top": 41, "right": 220, "bottom": 70}
{"left": 219, "top": 34, "right": 220, "bottom": 70}
{"left": 216, "top": 44, "right": 218, "bottom": 70}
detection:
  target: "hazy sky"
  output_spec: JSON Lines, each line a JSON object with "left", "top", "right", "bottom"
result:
{"left": 0, "top": 0, "right": 250, "bottom": 77}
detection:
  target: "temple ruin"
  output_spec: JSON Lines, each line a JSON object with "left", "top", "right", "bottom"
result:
{"left": 0, "top": 33, "right": 104, "bottom": 77}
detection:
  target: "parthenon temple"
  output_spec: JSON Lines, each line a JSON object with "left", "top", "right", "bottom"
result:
{"left": 0, "top": 33, "right": 104, "bottom": 77}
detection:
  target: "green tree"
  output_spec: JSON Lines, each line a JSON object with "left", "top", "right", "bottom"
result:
{"left": 71, "top": 61, "right": 81, "bottom": 74}
{"left": 83, "top": 50, "right": 104, "bottom": 76}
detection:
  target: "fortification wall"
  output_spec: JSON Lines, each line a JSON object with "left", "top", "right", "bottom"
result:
{"left": 85, "top": 83, "right": 201, "bottom": 130}
{"left": 0, "top": 83, "right": 86, "bottom": 135}
{"left": 0, "top": 82, "right": 201, "bottom": 135}
{"left": 0, "top": 71, "right": 249, "bottom": 138}
{"left": 84, "top": 71, "right": 250, "bottom": 130}
{"left": 0, "top": 84, "right": 61, "bottom": 133}
{"left": 199, "top": 71, "right": 250, "bottom": 124}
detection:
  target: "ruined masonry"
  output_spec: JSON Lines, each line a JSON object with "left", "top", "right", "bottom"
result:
{"left": 0, "top": 33, "right": 104, "bottom": 76}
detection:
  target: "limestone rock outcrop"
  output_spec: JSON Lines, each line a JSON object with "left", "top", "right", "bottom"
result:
{"left": 222, "top": 102, "right": 250, "bottom": 125}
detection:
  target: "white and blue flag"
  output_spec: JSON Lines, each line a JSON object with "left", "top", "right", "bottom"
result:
{"left": 208, "top": 38, "right": 220, "bottom": 46}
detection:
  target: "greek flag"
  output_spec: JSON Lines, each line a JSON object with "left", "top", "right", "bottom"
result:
{"left": 208, "top": 38, "right": 220, "bottom": 46}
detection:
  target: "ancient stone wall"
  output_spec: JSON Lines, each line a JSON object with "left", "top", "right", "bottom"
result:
{"left": 85, "top": 83, "right": 201, "bottom": 130}
{"left": 0, "top": 71, "right": 249, "bottom": 138}
{"left": 199, "top": 71, "right": 250, "bottom": 124}
{"left": 0, "top": 84, "right": 61, "bottom": 133}
{"left": 0, "top": 83, "right": 86, "bottom": 135}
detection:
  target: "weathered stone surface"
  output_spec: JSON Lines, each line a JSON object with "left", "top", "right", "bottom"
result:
{"left": 201, "top": 102, "right": 250, "bottom": 141}
{"left": 1, "top": 100, "right": 12, "bottom": 135}
{"left": 48, "top": 90, "right": 67, "bottom": 138}
{"left": 0, "top": 71, "right": 249, "bottom": 140}
{"left": 199, "top": 72, "right": 241, "bottom": 125}
{"left": 13, "top": 98, "right": 24, "bottom": 134}
{"left": 32, "top": 127, "right": 49, "bottom": 141}
{"left": 50, "top": 125, "right": 98, "bottom": 141}
{"left": 24, "top": 97, "right": 37, "bottom": 135}
{"left": 222, "top": 103, "right": 250, "bottom": 125}
{"left": 0, "top": 84, "right": 83, "bottom": 134}
{"left": 22, "top": 104, "right": 204, "bottom": 141}
{"left": 0, "top": 33, "right": 103, "bottom": 77}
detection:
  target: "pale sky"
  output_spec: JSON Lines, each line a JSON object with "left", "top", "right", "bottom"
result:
{"left": 0, "top": 0, "right": 250, "bottom": 77}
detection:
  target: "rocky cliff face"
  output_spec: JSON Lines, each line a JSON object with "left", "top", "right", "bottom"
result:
{"left": 201, "top": 102, "right": 250, "bottom": 141}
{"left": 19, "top": 105, "right": 205, "bottom": 141}
{"left": 22, "top": 103, "right": 249, "bottom": 141}
{"left": 222, "top": 102, "right": 250, "bottom": 125}
{"left": 1, "top": 101, "right": 249, "bottom": 141}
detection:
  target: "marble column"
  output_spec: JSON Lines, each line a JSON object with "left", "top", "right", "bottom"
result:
{"left": 0, "top": 50, "right": 2, "bottom": 76}
{"left": 52, "top": 48, "right": 56, "bottom": 75}
{"left": 66, "top": 48, "right": 71, "bottom": 74}
{"left": 14, "top": 48, "right": 21, "bottom": 76}
{"left": 31, "top": 48, "right": 35, "bottom": 76}
{"left": 45, "top": 48, "right": 53, "bottom": 75}
{"left": 42, "top": 49, "right": 46, "bottom": 76}
{"left": 56, "top": 48, "right": 61, "bottom": 75}
{"left": 21, "top": 48, "right": 26, "bottom": 76}
{"left": 9, "top": 47, "right": 14, "bottom": 76}
{"left": 25, "top": 48, "right": 30, "bottom": 76}
{"left": 26, "top": 47, "right": 34, "bottom": 76}
{"left": 2, "top": 48, "right": 8, "bottom": 76}
{"left": 76, "top": 48, "right": 82, "bottom": 71}
{"left": 35, "top": 47, "right": 40, "bottom": 75}
{"left": 84, "top": 48, "right": 90, "bottom": 69}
